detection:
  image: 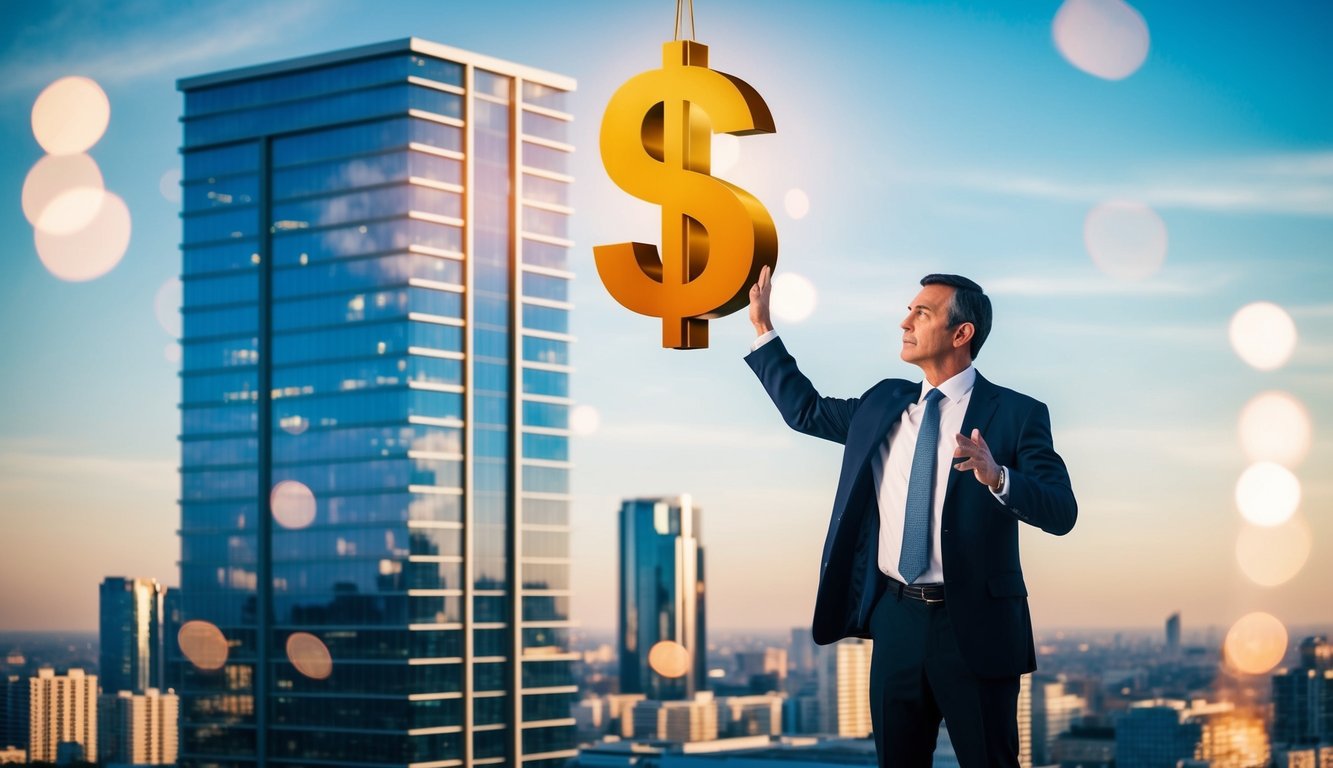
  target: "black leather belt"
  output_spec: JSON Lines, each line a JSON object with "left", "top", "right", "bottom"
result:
{"left": 890, "top": 579, "right": 945, "bottom": 604}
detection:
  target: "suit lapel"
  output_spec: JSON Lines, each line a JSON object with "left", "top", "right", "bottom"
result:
{"left": 945, "top": 371, "right": 1000, "bottom": 502}
{"left": 855, "top": 383, "right": 919, "bottom": 472}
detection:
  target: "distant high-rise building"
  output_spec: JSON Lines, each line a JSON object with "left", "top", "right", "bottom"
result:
{"left": 1165, "top": 612, "right": 1181, "bottom": 655}
{"left": 1275, "top": 637, "right": 1333, "bottom": 749}
{"left": 1117, "top": 699, "right": 1267, "bottom": 768}
{"left": 717, "top": 694, "right": 784, "bottom": 737}
{"left": 1115, "top": 700, "right": 1200, "bottom": 768}
{"left": 0, "top": 674, "right": 28, "bottom": 752}
{"left": 1019, "top": 673, "right": 1032, "bottom": 768}
{"left": 816, "top": 639, "right": 871, "bottom": 738}
{"left": 28, "top": 668, "right": 97, "bottom": 763}
{"left": 630, "top": 694, "right": 718, "bottom": 743}
{"left": 619, "top": 495, "right": 706, "bottom": 700}
{"left": 98, "top": 689, "right": 179, "bottom": 765}
{"left": 1301, "top": 636, "right": 1333, "bottom": 672}
{"left": 1190, "top": 702, "right": 1268, "bottom": 768}
{"left": 735, "top": 648, "right": 787, "bottom": 692}
{"left": 175, "top": 38, "right": 577, "bottom": 767}
{"left": 1030, "top": 674, "right": 1087, "bottom": 765}
{"left": 99, "top": 577, "right": 168, "bottom": 694}
{"left": 1051, "top": 724, "right": 1115, "bottom": 768}
{"left": 789, "top": 627, "right": 817, "bottom": 676}
{"left": 0, "top": 746, "right": 22, "bottom": 764}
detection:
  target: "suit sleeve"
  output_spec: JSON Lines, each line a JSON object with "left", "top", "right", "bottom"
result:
{"left": 744, "top": 337, "right": 860, "bottom": 445}
{"left": 1003, "top": 402, "right": 1077, "bottom": 536}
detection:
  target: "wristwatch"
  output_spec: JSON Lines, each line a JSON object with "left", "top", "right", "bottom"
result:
{"left": 991, "top": 466, "right": 1007, "bottom": 494}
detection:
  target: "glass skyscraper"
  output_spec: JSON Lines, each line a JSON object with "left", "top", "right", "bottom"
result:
{"left": 175, "top": 38, "right": 576, "bottom": 766}
{"left": 99, "top": 577, "right": 168, "bottom": 695}
{"left": 617, "top": 496, "right": 706, "bottom": 701}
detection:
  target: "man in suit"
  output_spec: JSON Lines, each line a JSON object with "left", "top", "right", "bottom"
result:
{"left": 744, "top": 267, "right": 1076, "bottom": 767}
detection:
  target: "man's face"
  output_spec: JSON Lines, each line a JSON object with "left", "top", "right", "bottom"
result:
{"left": 899, "top": 284, "right": 963, "bottom": 366}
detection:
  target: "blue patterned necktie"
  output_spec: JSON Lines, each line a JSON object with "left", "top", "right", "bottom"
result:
{"left": 899, "top": 388, "right": 945, "bottom": 584}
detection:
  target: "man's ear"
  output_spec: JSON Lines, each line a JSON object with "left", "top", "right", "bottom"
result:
{"left": 953, "top": 322, "right": 975, "bottom": 350}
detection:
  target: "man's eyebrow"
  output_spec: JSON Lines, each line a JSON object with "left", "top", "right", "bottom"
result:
{"left": 908, "top": 304, "right": 933, "bottom": 312}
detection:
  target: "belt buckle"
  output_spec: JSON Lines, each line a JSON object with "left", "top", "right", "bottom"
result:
{"left": 923, "top": 594, "right": 944, "bottom": 605}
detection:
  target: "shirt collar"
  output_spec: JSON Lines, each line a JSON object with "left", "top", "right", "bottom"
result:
{"left": 920, "top": 365, "right": 976, "bottom": 405}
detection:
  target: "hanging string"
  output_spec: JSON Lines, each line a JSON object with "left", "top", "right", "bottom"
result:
{"left": 673, "top": 0, "right": 696, "bottom": 41}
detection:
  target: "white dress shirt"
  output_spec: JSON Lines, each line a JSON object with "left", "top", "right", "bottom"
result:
{"left": 750, "top": 331, "right": 1009, "bottom": 585}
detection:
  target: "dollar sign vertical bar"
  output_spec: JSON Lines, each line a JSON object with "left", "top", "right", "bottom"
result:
{"left": 662, "top": 40, "right": 712, "bottom": 349}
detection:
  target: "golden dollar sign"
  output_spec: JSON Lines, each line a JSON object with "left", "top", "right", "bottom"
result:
{"left": 595, "top": 40, "right": 778, "bottom": 350}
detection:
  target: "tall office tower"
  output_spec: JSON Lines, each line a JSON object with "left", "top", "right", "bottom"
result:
{"left": 1018, "top": 674, "right": 1032, "bottom": 768}
{"left": 1115, "top": 700, "right": 1201, "bottom": 768}
{"left": 1165, "top": 612, "right": 1181, "bottom": 655}
{"left": 98, "top": 689, "right": 180, "bottom": 765}
{"left": 1188, "top": 702, "right": 1268, "bottom": 768}
{"left": 789, "top": 627, "right": 817, "bottom": 676}
{"left": 100, "top": 577, "right": 168, "bottom": 693}
{"left": 1301, "top": 636, "right": 1333, "bottom": 672}
{"left": 815, "top": 639, "right": 872, "bottom": 738}
{"left": 1273, "top": 666, "right": 1333, "bottom": 746}
{"left": 0, "top": 674, "right": 28, "bottom": 752}
{"left": 618, "top": 496, "right": 706, "bottom": 700}
{"left": 176, "top": 38, "right": 577, "bottom": 767}
{"left": 1030, "top": 674, "right": 1087, "bottom": 766}
{"left": 28, "top": 668, "right": 97, "bottom": 763}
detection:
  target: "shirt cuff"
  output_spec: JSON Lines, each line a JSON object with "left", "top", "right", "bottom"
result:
{"left": 749, "top": 329, "right": 778, "bottom": 352}
{"left": 990, "top": 466, "right": 1011, "bottom": 505}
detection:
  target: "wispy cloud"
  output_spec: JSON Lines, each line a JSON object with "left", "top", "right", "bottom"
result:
{"left": 988, "top": 269, "right": 1234, "bottom": 298}
{"left": 1, "top": 1, "right": 322, "bottom": 95}
{"left": 912, "top": 152, "right": 1333, "bottom": 217}
{"left": 0, "top": 449, "right": 175, "bottom": 495}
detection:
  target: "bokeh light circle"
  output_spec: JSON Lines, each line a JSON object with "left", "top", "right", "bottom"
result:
{"left": 1234, "top": 462, "right": 1300, "bottom": 527}
{"left": 1238, "top": 391, "right": 1311, "bottom": 467}
{"left": 1052, "top": 0, "right": 1150, "bottom": 81}
{"left": 271, "top": 480, "right": 317, "bottom": 529}
{"left": 165, "top": 343, "right": 182, "bottom": 365}
{"left": 34, "top": 191, "right": 131, "bottom": 282}
{"left": 1084, "top": 200, "right": 1167, "bottom": 280}
{"left": 22, "top": 153, "right": 105, "bottom": 233}
{"left": 178, "top": 620, "right": 228, "bottom": 671}
{"left": 155, "top": 278, "right": 183, "bottom": 338}
{"left": 1229, "top": 302, "right": 1297, "bottom": 371}
{"left": 286, "top": 632, "right": 333, "bottom": 680}
{"left": 1223, "top": 612, "right": 1288, "bottom": 675}
{"left": 31, "top": 76, "right": 111, "bottom": 155}
{"left": 1236, "top": 516, "right": 1311, "bottom": 587}
{"left": 712, "top": 134, "right": 740, "bottom": 174}
{"left": 648, "top": 640, "right": 690, "bottom": 679}
{"left": 784, "top": 189, "right": 810, "bottom": 220}
{"left": 570, "top": 404, "right": 601, "bottom": 436}
{"left": 771, "top": 272, "right": 818, "bottom": 323}
{"left": 159, "top": 168, "right": 182, "bottom": 204}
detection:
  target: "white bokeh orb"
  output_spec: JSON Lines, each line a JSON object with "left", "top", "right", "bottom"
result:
{"left": 1229, "top": 302, "right": 1297, "bottom": 371}
{"left": 1052, "top": 0, "right": 1150, "bottom": 80}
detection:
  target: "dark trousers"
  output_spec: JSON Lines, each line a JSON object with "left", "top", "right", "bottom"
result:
{"left": 868, "top": 585, "right": 1021, "bottom": 768}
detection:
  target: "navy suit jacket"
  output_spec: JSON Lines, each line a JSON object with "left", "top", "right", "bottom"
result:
{"left": 746, "top": 338, "right": 1077, "bottom": 678}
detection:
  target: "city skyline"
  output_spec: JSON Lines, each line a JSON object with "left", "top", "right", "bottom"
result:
{"left": 1, "top": 0, "right": 1330, "bottom": 638}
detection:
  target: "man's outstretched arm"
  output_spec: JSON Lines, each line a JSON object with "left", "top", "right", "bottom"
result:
{"left": 745, "top": 266, "right": 860, "bottom": 444}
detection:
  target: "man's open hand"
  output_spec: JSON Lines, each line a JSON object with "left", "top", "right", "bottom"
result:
{"left": 749, "top": 264, "right": 774, "bottom": 336}
{"left": 954, "top": 428, "right": 1002, "bottom": 491}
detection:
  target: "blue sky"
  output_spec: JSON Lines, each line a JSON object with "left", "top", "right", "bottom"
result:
{"left": 1, "top": 0, "right": 1329, "bottom": 635}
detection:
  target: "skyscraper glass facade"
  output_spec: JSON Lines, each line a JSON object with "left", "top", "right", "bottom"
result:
{"left": 99, "top": 577, "right": 167, "bottom": 695}
{"left": 618, "top": 496, "right": 706, "bottom": 701}
{"left": 175, "top": 38, "right": 576, "bottom": 767}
